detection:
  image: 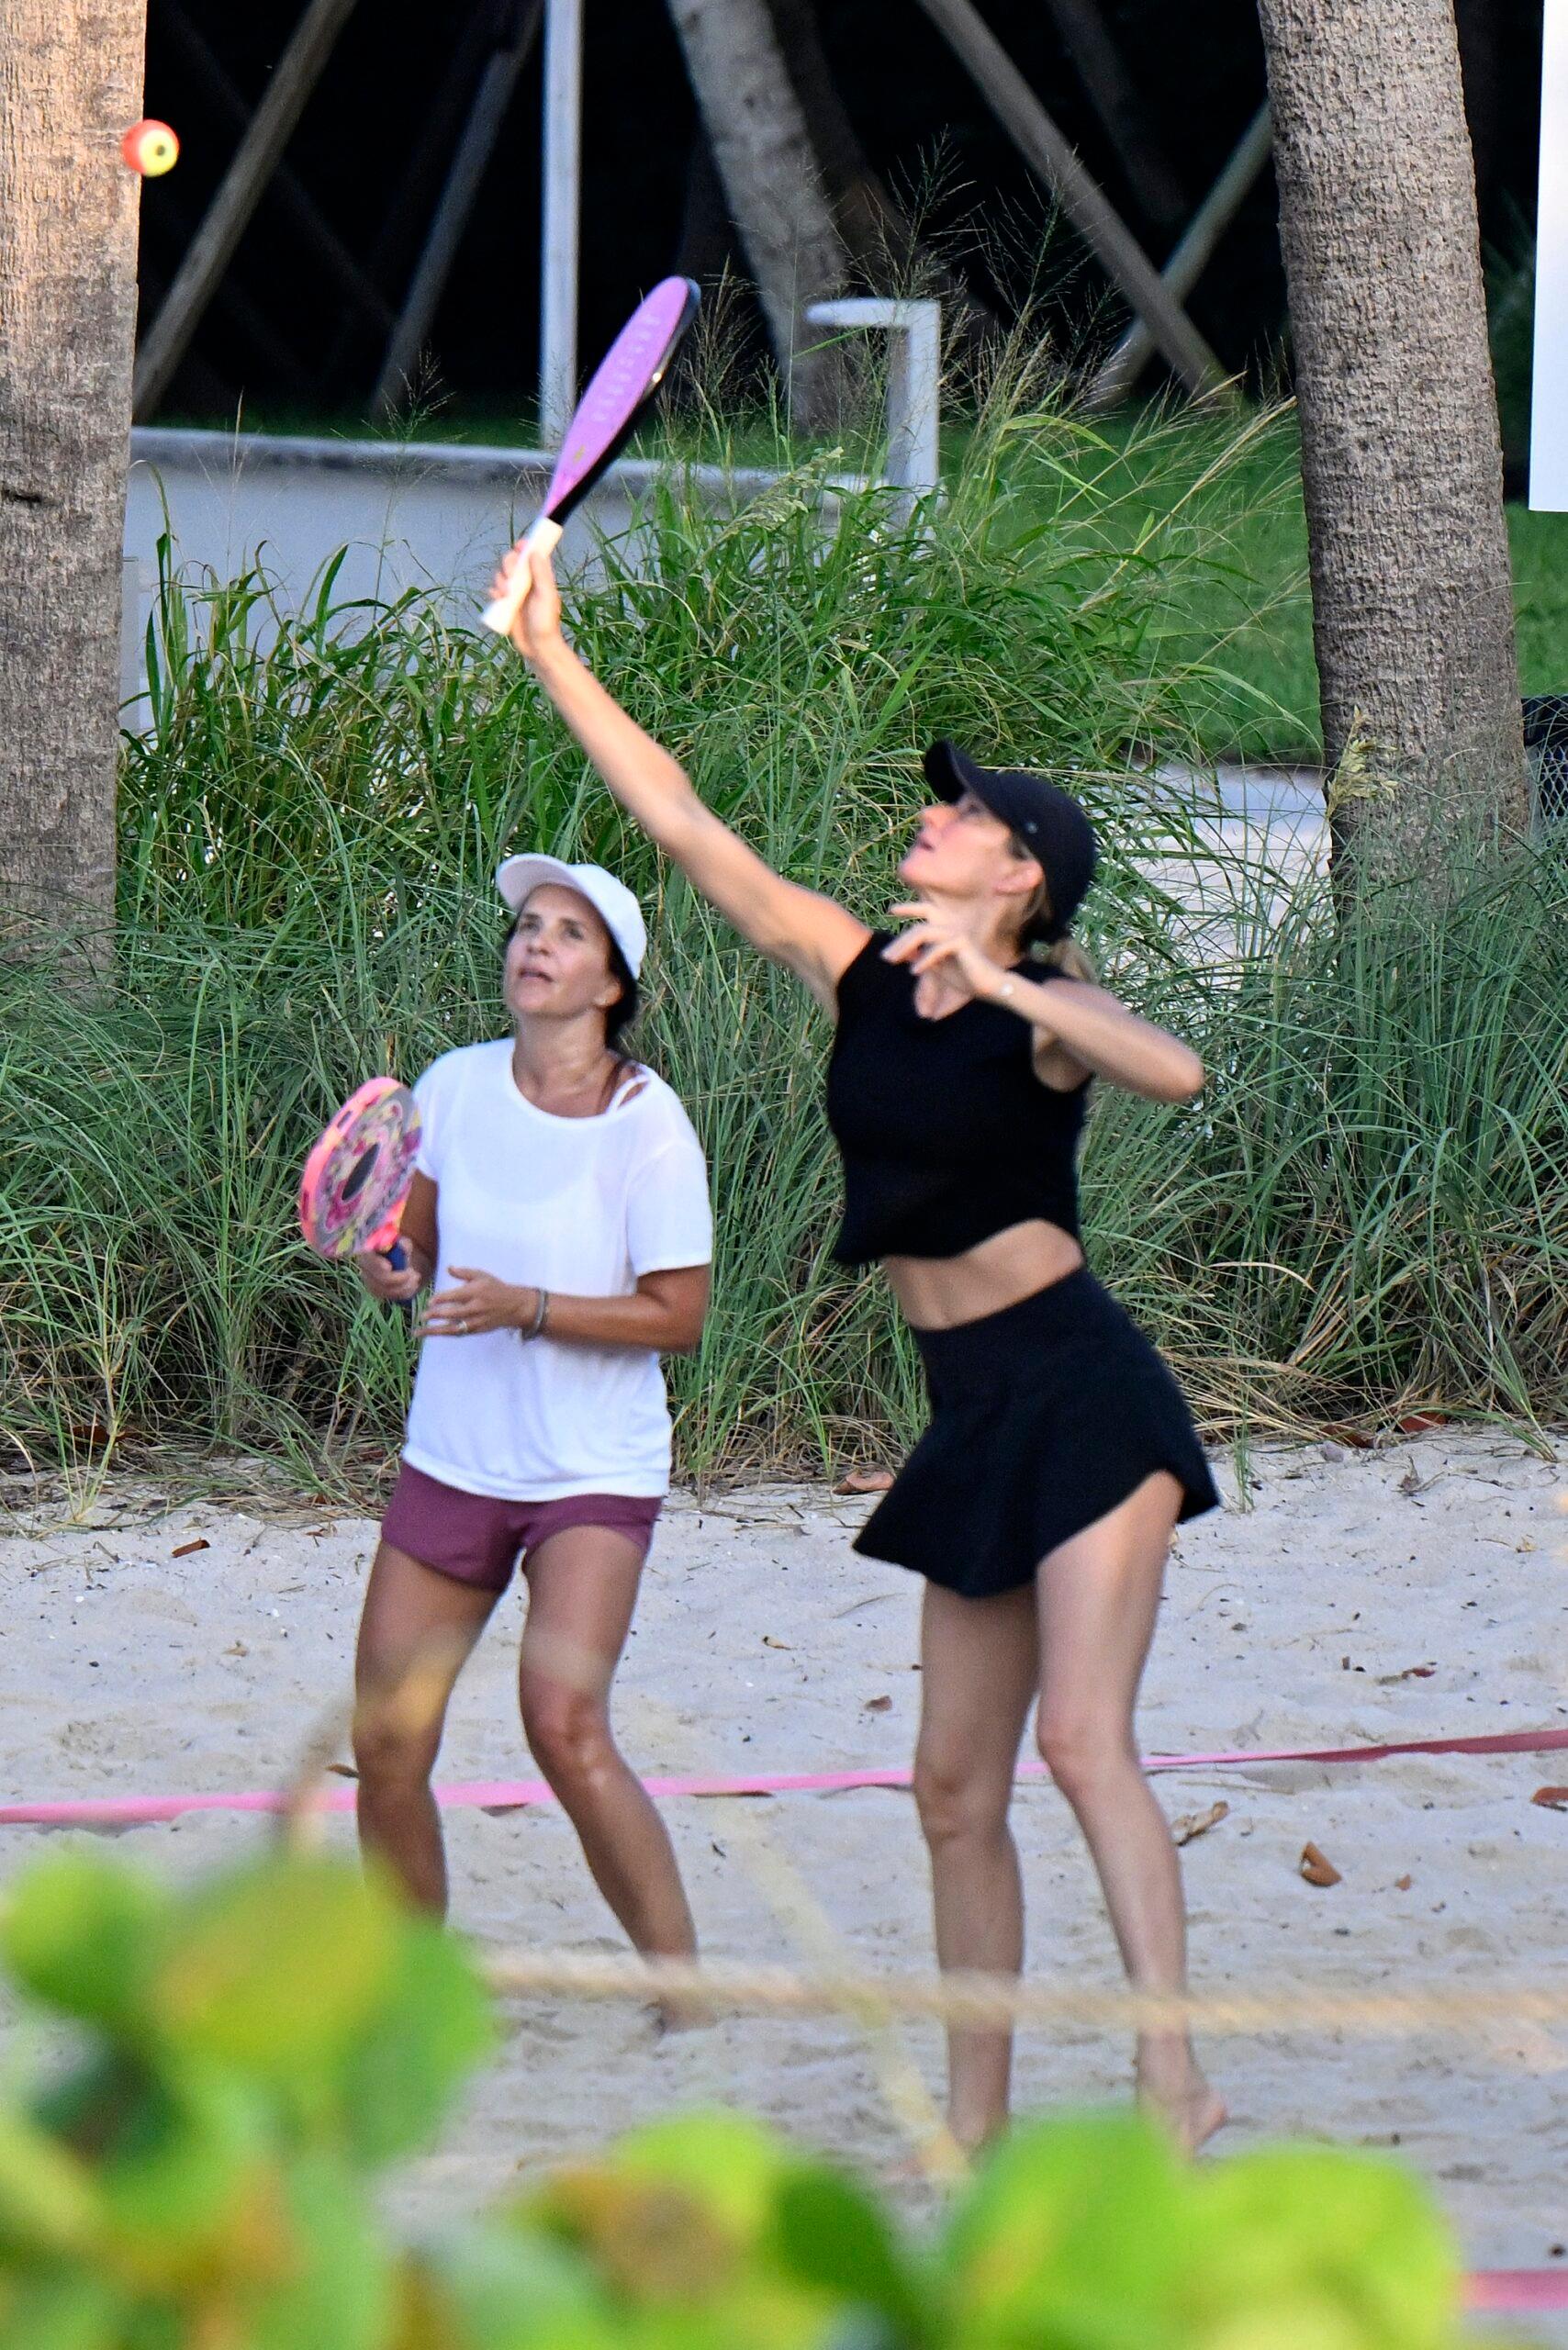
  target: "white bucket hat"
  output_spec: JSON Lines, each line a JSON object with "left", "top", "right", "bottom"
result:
{"left": 495, "top": 855, "right": 648, "bottom": 979}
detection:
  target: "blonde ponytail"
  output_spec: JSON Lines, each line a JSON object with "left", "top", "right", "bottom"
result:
{"left": 1043, "top": 934, "right": 1097, "bottom": 984}
{"left": 1008, "top": 849, "right": 1096, "bottom": 982}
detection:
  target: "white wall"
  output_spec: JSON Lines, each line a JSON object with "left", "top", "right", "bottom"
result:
{"left": 120, "top": 427, "right": 828, "bottom": 710}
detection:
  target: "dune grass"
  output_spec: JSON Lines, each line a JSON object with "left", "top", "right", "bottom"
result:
{"left": 4, "top": 391, "right": 1566, "bottom": 1493}
{"left": 155, "top": 382, "right": 1568, "bottom": 770}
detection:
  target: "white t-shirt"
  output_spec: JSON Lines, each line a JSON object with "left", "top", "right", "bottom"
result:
{"left": 401, "top": 1041, "right": 712, "bottom": 1501}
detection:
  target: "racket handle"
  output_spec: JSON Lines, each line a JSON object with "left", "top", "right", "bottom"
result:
{"left": 481, "top": 516, "right": 565, "bottom": 634}
{"left": 385, "top": 1239, "right": 409, "bottom": 1271}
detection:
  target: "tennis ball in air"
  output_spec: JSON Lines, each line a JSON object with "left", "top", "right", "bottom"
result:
{"left": 121, "top": 119, "right": 180, "bottom": 177}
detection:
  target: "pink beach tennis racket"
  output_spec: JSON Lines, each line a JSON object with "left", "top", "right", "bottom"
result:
{"left": 298, "top": 1077, "right": 420, "bottom": 1270}
{"left": 481, "top": 274, "right": 700, "bottom": 635}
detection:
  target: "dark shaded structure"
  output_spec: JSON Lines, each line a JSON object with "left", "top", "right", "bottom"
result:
{"left": 135, "top": 0, "right": 1540, "bottom": 433}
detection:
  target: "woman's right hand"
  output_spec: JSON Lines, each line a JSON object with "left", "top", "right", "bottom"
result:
{"left": 354, "top": 1247, "right": 427, "bottom": 1306}
{"left": 492, "top": 543, "right": 564, "bottom": 664}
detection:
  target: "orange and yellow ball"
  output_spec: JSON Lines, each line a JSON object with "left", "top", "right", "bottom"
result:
{"left": 121, "top": 119, "right": 180, "bottom": 178}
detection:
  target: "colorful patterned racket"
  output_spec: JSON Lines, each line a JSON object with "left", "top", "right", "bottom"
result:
{"left": 481, "top": 274, "right": 700, "bottom": 635}
{"left": 298, "top": 1078, "right": 420, "bottom": 1270}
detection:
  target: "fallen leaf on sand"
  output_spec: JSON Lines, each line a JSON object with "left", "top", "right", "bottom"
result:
{"left": 224, "top": 1641, "right": 248, "bottom": 1658}
{"left": 865, "top": 1695, "right": 893, "bottom": 1713}
{"left": 171, "top": 1538, "right": 210, "bottom": 1558}
{"left": 1394, "top": 1874, "right": 1413, "bottom": 1890}
{"left": 1322, "top": 1423, "right": 1376, "bottom": 1450}
{"left": 1171, "top": 1800, "right": 1228, "bottom": 1847}
{"left": 1531, "top": 1786, "right": 1568, "bottom": 1812}
{"left": 1299, "top": 1841, "right": 1341, "bottom": 1886}
{"left": 1377, "top": 1662, "right": 1437, "bottom": 1683}
{"left": 325, "top": 1762, "right": 358, "bottom": 1779}
{"left": 1395, "top": 1411, "right": 1450, "bottom": 1434}
{"left": 1397, "top": 1465, "right": 1423, "bottom": 1496}
{"left": 834, "top": 1467, "right": 896, "bottom": 1495}
{"left": 762, "top": 1635, "right": 792, "bottom": 1651}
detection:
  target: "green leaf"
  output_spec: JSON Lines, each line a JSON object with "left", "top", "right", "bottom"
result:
{"left": 248, "top": 2150, "right": 392, "bottom": 2350}
{"left": 1184, "top": 2147, "right": 1461, "bottom": 2350}
{"left": 607, "top": 2109, "right": 791, "bottom": 2245}
{"left": 771, "top": 2165, "right": 926, "bottom": 2341}
{"left": 1, "top": 1855, "right": 165, "bottom": 2032}
{"left": 944, "top": 2110, "right": 1186, "bottom": 2350}
{"left": 151, "top": 1857, "right": 398, "bottom": 2084}
{"left": 0, "top": 2268, "right": 127, "bottom": 2350}
{"left": 96, "top": 2063, "right": 267, "bottom": 2265}
{"left": 0, "top": 2113, "right": 98, "bottom": 2258}
{"left": 416, "top": 2222, "right": 616, "bottom": 2350}
{"left": 338, "top": 1914, "right": 493, "bottom": 2167}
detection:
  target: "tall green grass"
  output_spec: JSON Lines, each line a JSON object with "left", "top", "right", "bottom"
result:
{"left": 3, "top": 397, "right": 1565, "bottom": 1491}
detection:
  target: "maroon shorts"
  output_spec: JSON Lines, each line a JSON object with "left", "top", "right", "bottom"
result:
{"left": 382, "top": 1460, "right": 662, "bottom": 1595}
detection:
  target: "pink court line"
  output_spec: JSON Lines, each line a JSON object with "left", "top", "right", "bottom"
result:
{"left": 1467, "top": 2269, "right": 1568, "bottom": 2314}
{"left": 2, "top": 1722, "right": 1566, "bottom": 1830}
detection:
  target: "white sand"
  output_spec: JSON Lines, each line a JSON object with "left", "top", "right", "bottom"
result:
{"left": 3, "top": 1432, "right": 1567, "bottom": 2300}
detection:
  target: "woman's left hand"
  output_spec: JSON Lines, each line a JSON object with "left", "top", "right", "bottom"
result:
{"left": 417, "top": 1268, "right": 535, "bottom": 1339}
{"left": 883, "top": 901, "right": 1011, "bottom": 1000}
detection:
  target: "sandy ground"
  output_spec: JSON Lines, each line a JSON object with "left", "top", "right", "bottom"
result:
{"left": 3, "top": 1431, "right": 1567, "bottom": 2312}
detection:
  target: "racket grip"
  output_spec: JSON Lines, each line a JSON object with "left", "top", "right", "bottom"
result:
{"left": 481, "top": 516, "right": 565, "bottom": 634}
{"left": 385, "top": 1239, "right": 409, "bottom": 1271}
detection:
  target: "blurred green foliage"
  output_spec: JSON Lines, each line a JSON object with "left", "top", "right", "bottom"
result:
{"left": 0, "top": 1846, "right": 1522, "bottom": 2348}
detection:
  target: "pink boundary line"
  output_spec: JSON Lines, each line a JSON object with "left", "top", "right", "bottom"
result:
{"left": 1467, "top": 2268, "right": 1568, "bottom": 2314}
{"left": 3, "top": 1723, "right": 1566, "bottom": 1830}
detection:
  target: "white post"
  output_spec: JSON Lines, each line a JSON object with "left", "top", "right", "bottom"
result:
{"left": 805, "top": 298, "right": 941, "bottom": 521}
{"left": 540, "top": 0, "right": 582, "bottom": 441}
{"left": 1532, "top": 0, "right": 1568, "bottom": 508}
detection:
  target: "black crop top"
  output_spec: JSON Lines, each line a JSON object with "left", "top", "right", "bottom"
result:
{"left": 824, "top": 932, "right": 1089, "bottom": 1266}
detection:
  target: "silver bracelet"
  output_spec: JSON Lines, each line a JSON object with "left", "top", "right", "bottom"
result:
{"left": 520, "top": 1287, "right": 551, "bottom": 1341}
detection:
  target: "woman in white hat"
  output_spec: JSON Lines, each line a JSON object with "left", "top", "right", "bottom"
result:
{"left": 351, "top": 856, "right": 712, "bottom": 1979}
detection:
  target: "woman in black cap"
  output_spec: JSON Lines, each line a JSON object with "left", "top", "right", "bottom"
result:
{"left": 494, "top": 543, "right": 1224, "bottom": 2156}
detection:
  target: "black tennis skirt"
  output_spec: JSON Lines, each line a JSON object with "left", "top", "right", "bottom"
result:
{"left": 856, "top": 1268, "right": 1220, "bottom": 1599}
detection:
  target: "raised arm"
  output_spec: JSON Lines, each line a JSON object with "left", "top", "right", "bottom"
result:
{"left": 496, "top": 545, "right": 867, "bottom": 1010}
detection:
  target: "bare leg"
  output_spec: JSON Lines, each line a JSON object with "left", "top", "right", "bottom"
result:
{"left": 912, "top": 1580, "right": 1039, "bottom": 2153}
{"left": 353, "top": 1539, "right": 499, "bottom": 1916}
{"left": 518, "top": 1525, "right": 697, "bottom": 1964}
{"left": 1036, "top": 1472, "right": 1226, "bottom": 2154}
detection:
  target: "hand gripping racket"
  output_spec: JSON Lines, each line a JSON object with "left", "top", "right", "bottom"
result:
{"left": 481, "top": 274, "right": 700, "bottom": 635}
{"left": 298, "top": 1078, "right": 420, "bottom": 1271}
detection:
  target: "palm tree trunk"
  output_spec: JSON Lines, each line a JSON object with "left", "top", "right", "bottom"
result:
{"left": 0, "top": 0, "right": 143, "bottom": 950}
{"left": 666, "top": 0, "right": 854, "bottom": 431}
{"left": 1255, "top": 0, "right": 1527, "bottom": 864}
{"left": 762, "top": 0, "right": 996, "bottom": 371}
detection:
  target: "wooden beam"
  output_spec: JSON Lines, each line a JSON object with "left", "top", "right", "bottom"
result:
{"left": 1040, "top": 0, "right": 1186, "bottom": 232}
{"left": 132, "top": 0, "right": 363, "bottom": 420}
{"left": 1085, "top": 104, "right": 1272, "bottom": 407}
{"left": 157, "top": 0, "right": 392, "bottom": 333}
{"left": 913, "top": 0, "right": 1228, "bottom": 398}
{"left": 320, "top": 0, "right": 513, "bottom": 393}
{"left": 372, "top": 0, "right": 543, "bottom": 418}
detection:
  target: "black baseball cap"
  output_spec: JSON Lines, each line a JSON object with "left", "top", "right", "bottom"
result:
{"left": 924, "top": 741, "right": 1098, "bottom": 943}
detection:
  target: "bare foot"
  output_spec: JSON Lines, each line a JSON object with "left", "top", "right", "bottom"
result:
{"left": 879, "top": 2132, "right": 972, "bottom": 2189}
{"left": 646, "top": 1989, "right": 718, "bottom": 2037}
{"left": 1137, "top": 2052, "right": 1229, "bottom": 2156}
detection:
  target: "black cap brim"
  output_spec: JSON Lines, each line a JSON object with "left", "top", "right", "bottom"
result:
{"left": 924, "top": 740, "right": 983, "bottom": 806}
